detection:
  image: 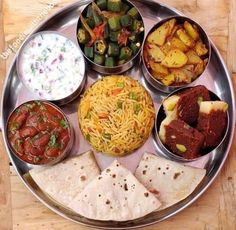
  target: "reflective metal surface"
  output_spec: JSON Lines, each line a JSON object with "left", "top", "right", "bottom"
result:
{"left": 0, "top": 0, "right": 235, "bottom": 229}
{"left": 142, "top": 15, "right": 211, "bottom": 93}
{"left": 76, "top": 0, "right": 145, "bottom": 75}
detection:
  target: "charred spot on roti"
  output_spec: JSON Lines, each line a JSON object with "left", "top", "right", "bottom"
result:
{"left": 173, "top": 172, "right": 181, "bottom": 179}
{"left": 149, "top": 179, "right": 152, "bottom": 182}
{"left": 80, "top": 166, "right": 84, "bottom": 169}
{"left": 74, "top": 163, "right": 77, "bottom": 166}
{"left": 106, "top": 199, "right": 110, "bottom": 205}
{"left": 124, "top": 183, "right": 128, "bottom": 191}
{"left": 144, "top": 192, "right": 149, "bottom": 197}
{"left": 98, "top": 176, "right": 102, "bottom": 180}
{"left": 145, "top": 165, "right": 148, "bottom": 168}
{"left": 163, "top": 172, "right": 166, "bottom": 175}
{"left": 106, "top": 168, "right": 111, "bottom": 173}
{"left": 158, "top": 167, "right": 161, "bottom": 170}
{"left": 113, "top": 183, "right": 116, "bottom": 186}
{"left": 166, "top": 166, "right": 169, "bottom": 170}
{"left": 112, "top": 174, "right": 116, "bottom": 178}
{"left": 150, "top": 189, "right": 160, "bottom": 196}
{"left": 80, "top": 175, "right": 86, "bottom": 181}
{"left": 84, "top": 194, "right": 87, "bottom": 197}
{"left": 124, "top": 178, "right": 127, "bottom": 182}
{"left": 116, "top": 163, "right": 119, "bottom": 167}
{"left": 125, "top": 197, "right": 127, "bottom": 200}
{"left": 142, "top": 170, "right": 147, "bottom": 175}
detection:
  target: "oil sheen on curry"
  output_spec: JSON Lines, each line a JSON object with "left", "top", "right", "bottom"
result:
{"left": 7, "top": 101, "right": 71, "bottom": 164}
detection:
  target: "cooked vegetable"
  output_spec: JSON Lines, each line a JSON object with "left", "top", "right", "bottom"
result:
{"left": 109, "top": 31, "right": 120, "bottom": 42}
{"left": 86, "top": 17, "right": 95, "bottom": 29}
{"left": 78, "top": 1, "right": 144, "bottom": 68}
{"left": 92, "top": 7, "right": 103, "bottom": 26}
{"left": 119, "top": 47, "right": 132, "bottom": 60}
{"left": 146, "top": 44, "right": 165, "bottom": 62}
{"left": 127, "top": 7, "right": 139, "bottom": 19}
{"left": 108, "top": 16, "right": 121, "bottom": 31}
{"left": 195, "top": 40, "right": 208, "bottom": 56}
{"left": 94, "top": 53, "right": 105, "bottom": 65}
{"left": 131, "top": 20, "right": 144, "bottom": 33}
{"left": 161, "top": 49, "right": 188, "bottom": 68}
{"left": 107, "top": 0, "right": 122, "bottom": 12}
{"left": 176, "top": 28, "right": 195, "bottom": 48}
{"left": 78, "top": 28, "right": 90, "bottom": 44}
{"left": 149, "top": 61, "right": 169, "bottom": 77}
{"left": 169, "top": 37, "right": 189, "bottom": 52}
{"left": 94, "top": 39, "right": 107, "bottom": 54}
{"left": 144, "top": 18, "right": 208, "bottom": 86}
{"left": 130, "top": 42, "right": 139, "bottom": 54}
{"left": 105, "top": 57, "right": 115, "bottom": 67}
{"left": 186, "top": 50, "right": 202, "bottom": 64}
{"left": 108, "top": 42, "right": 120, "bottom": 56}
{"left": 121, "top": 2, "right": 130, "bottom": 13}
{"left": 120, "top": 15, "right": 132, "bottom": 27}
{"left": 147, "top": 19, "right": 176, "bottom": 46}
{"left": 183, "top": 21, "right": 199, "bottom": 41}
{"left": 96, "top": 0, "right": 107, "bottom": 10}
{"left": 84, "top": 46, "right": 94, "bottom": 59}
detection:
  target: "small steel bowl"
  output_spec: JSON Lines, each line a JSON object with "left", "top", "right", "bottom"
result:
{"left": 154, "top": 86, "right": 229, "bottom": 162}
{"left": 76, "top": 0, "right": 145, "bottom": 74}
{"left": 142, "top": 16, "right": 211, "bottom": 93}
{"left": 16, "top": 31, "right": 86, "bottom": 106}
{"left": 6, "top": 100, "right": 74, "bottom": 166}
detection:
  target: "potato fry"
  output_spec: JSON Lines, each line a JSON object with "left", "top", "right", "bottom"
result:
{"left": 183, "top": 21, "right": 200, "bottom": 41}
{"left": 186, "top": 50, "right": 202, "bottom": 64}
{"left": 150, "top": 61, "right": 169, "bottom": 77}
{"left": 194, "top": 60, "right": 205, "bottom": 78}
{"left": 176, "top": 28, "right": 195, "bottom": 48}
{"left": 171, "top": 69, "right": 191, "bottom": 84}
{"left": 147, "top": 19, "right": 176, "bottom": 46}
{"left": 160, "top": 42, "right": 172, "bottom": 55}
{"left": 147, "top": 44, "right": 165, "bottom": 62}
{"left": 179, "top": 64, "right": 195, "bottom": 80}
{"left": 195, "top": 40, "right": 208, "bottom": 56}
{"left": 169, "top": 37, "right": 189, "bottom": 52}
{"left": 161, "top": 74, "right": 175, "bottom": 86}
{"left": 161, "top": 49, "right": 188, "bottom": 68}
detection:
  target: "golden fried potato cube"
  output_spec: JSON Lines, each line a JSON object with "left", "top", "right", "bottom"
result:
{"left": 194, "top": 60, "right": 205, "bottom": 77}
{"left": 171, "top": 69, "right": 191, "bottom": 84}
{"left": 161, "top": 74, "right": 175, "bottom": 86}
{"left": 176, "top": 28, "right": 195, "bottom": 48}
{"left": 161, "top": 49, "right": 188, "bottom": 68}
{"left": 149, "top": 61, "right": 169, "bottom": 78}
{"left": 186, "top": 50, "right": 203, "bottom": 64}
{"left": 183, "top": 21, "right": 200, "bottom": 41}
{"left": 147, "top": 44, "right": 165, "bottom": 62}
{"left": 147, "top": 19, "right": 176, "bottom": 46}
{"left": 195, "top": 40, "right": 208, "bottom": 56}
{"left": 169, "top": 37, "right": 189, "bottom": 52}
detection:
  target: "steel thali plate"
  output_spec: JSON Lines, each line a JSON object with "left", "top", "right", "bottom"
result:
{"left": 1, "top": 0, "right": 235, "bottom": 229}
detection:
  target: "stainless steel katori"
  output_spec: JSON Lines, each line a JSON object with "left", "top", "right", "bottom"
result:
{"left": 0, "top": 0, "right": 235, "bottom": 229}
{"left": 76, "top": 0, "right": 145, "bottom": 75}
{"left": 142, "top": 15, "right": 211, "bottom": 93}
{"left": 154, "top": 87, "right": 230, "bottom": 163}
{"left": 16, "top": 31, "right": 86, "bottom": 106}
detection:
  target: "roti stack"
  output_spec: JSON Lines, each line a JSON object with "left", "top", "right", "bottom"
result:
{"left": 135, "top": 152, "right": 206, "bottom": 209}
{"left": 29, "top": 150, "right": 100, "bottom": 206}
{"left": 68, "top": 160, "right": 161, "bottom": 221}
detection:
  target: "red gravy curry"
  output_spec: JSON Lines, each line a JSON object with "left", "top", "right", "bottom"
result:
{"left": 7, "top": 101, "right": 70, "bottom": 164}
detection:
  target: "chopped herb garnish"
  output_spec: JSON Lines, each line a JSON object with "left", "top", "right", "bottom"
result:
{"left": 30, "top": 64, "right": 36, "bottom": 75}
{"left": 86, "top": 134, "right": 91, "bottom": 141}
{"left": 129, "top": 92, "right": 138, "bottom": 100}
{"left": 60, "top": 119, "right": 69, "bottom": 129}
{"left": 102, "top": 133, "right": 111, "bottom": 140}
{"left": 61, "top": 47, "right": 66, "bottom": 52}
{"left": 117, "top": 101, "right": 123, "bottom": 109}
{"left": 134, "top": 104, "right": 141, "bottom": 114}
{"left": 116, "top": 82, "right": 124, "bottom": 88}
{"left": 54, "top": 142, "right": 62, "bottom": 149}
{"left": 15, "top": 108, "right": 20, "bottom": 114}
{"left": 25, "top": 103, "right": 36, "bottom": 110}
{"left": 48, "top": 134, "right": 57, "bottom": 147}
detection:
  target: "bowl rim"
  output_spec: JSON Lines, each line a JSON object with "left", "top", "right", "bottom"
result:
{"left": 154, "top": 85, "right": 230, "bottom": 162}
{"left": 5, "top": 100, "right": 74, "bottom": 166}
{"left": 141, "top": 15, "right": 212, "bottom": 93}
{"left": 16, "top": 30, "right": 86, "bottom": 104}
{"left": 75, "top": 0, "right": 146, "bottom": 72}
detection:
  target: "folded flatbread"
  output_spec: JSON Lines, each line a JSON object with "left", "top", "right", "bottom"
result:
{"left": 135, "top": 152, "right": 206, "bottom": 209}
{"left": 68, "top": 160, "right": 161, "bottom": 221}
{"left": 29, "top": 150, "right": 100, "bottom": 206}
